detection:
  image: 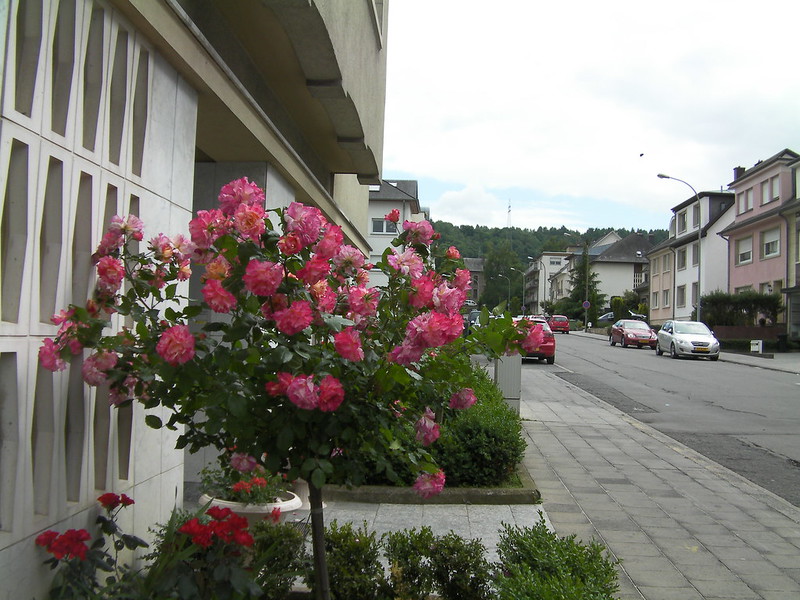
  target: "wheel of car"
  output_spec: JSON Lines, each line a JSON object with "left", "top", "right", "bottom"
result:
{"left": 621, "top": 339, "right": 628, "bottom": 348}
{"left": 710, "top": 355, "right": 719, "bottom": 362}
{"left": 609, "top": 336, "right": 615, "bottom": 346}
{"left": 546, "top": 355, "right": 555, "bottom": 364}
{"left": 655, "top": 342, "right": 663, "bottom": 356}
{"left": 670, "top": 343, "right": 679, "bottom": 359}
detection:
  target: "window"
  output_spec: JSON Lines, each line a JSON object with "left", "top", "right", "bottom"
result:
{"left": 735, "top": 285, "right": 753, "bottom": 294}
{"left": 549, "top": 258, "right": 561, "bottom": 266}
{"left": 677, "top": 211, "right": 687, "bottom": 234}
{"left": 677, "top": 248, "right": 687, "bottom": 270}
{"left": 676, "top": 285, "right": 686, "bottom": 307}
{"left": 663, "top": 255, "right": 670, "bottom": 272}
{"left": 761, "top": 175, "right": 779, "bottom": 205}
{"left": 692, "top": 204, "right": 700, "bottom": 228}
{"left": 691, "top": 242, "right": 698, "bottom": 267}
{"left": 761, "top": 227, "right": 780, "bottom": 259}
{"left": 691, "top": 282, "right": 698, "bottom": 306}
{"left": 662, "top": 289, "right": 670, "bottom": 307}
{"left": 735, "top": 237, "right": 752, "bottom": 265}
{"left": 738, "top": 188, "right": 753, "bottom": 214}
{"left": 759, "top": 282, "right": 773, "bottom": 294}
{"left": 371, "top": 218, "right": 397, "bottom": 234}
{"left": 651, "top": 291, "right": 659, "bottom": 308}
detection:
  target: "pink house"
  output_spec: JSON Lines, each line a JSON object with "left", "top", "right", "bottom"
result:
{"left": 719, "top": 149, "right": 799, "bottom": 323}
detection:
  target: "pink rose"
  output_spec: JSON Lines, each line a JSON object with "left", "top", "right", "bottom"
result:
{"left": 409, "top": 275, "right": 435, "bottom": 309}
{"left": 314, "top": 224, "right": 344, "bottom": 259}
{"left": 334, "top": 327, "right": 364, "bottom": 361}
{"left": 332, "top": 245, "right": 366, "bottom": 275}
{"left": 445, "top": 246, "right": 460, "bottom": 259}
{"left": 277, "top": 232, "right": 303, "bottom": 255}
{"left": 273, "top": 301, "right": 313, "bottom": 335}
{"left": 265, "top": 372, "right": 295, "bottom": 397}
{"left": 385, "top": 209, "right": 400, "bottom": 223}
{"left": 284, "top": 202, "right": 324, "bottom": 246}
{"left": 413, "top": 470, "right": 446, "bottom": 499}
{"left": 202, "top": 279, "right": 237, "bottom": 313}
{"left": 233, "top": 202, "right": 266, "bottom": 241}
{"left": 388, "top": 248, "right": 424, "bottom": 278}
{"left": 39, "top": 338, "right": 67, "bottom": 372}
{"left": 318, "top": 375, "right": 345, "bottom": 412}
{"left": 415, "top": 407, "right": 440, "bottom": 446}
{"left": 188, "top": 209, "right": 227, "bottom": 249}
{"left": 403, "top": 220, "right": 435, "bottom": 246}
{"left": 449, "top": 388, "right": 477, "bottom": 410}
{"left": 230, "top": 453, "right": 258, "bottom": 473}
{"left": 156, "top": 324, "right": 195, "bottom": 366}
{"left": 96, "top": 256, "right": 125, "bottom": 293}
{"left": 81, "top": 351, "right": 119, "bottom": 385}
{"left": 286, "top": 375, "right": 318, "bottom": 410}
{"left": 452, "top": 268, "right": 472, "bottom": 292}
{"left": 217, "top": 177, "right": 265, "bottom": 216}
{"left": 242, "top": 260, "right": 283, "bottom": 296}
{"left": 297, "top": 256, "right": 331, "bottom": 285}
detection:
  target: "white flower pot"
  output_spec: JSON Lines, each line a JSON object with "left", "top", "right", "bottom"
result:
{"left": 198, "top": 491, "right": 303, "bottom": 527}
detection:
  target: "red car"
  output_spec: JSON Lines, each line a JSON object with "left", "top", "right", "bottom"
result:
{"left": 547, "top": 315, "right": 570, "bottom": 334}
{"left": 609, "top": 319, "right": 657, "bottom": 349}
{"left": 515, "top": 317, "right": 556, "bottom": 364}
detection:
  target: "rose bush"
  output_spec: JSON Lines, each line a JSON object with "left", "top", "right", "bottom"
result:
{"left": 39, "top": 178, "right": 540, "bottom": 597}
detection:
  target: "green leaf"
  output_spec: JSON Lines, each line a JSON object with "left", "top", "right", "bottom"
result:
{"left": 144, "top": 414, "right": 162, "bottom": 429}
{"left": 310, "top": 467, "right": 326, "bottom": 489}
{"left": 226, "top": 395, "right": 248, "bottom": 418}
{"left": 276, "top": 426, "right": 294, "bottom": 451}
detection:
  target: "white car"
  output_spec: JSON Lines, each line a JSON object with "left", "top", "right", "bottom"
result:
{"left": 656, "top": 320, "right": 720, "bottom": 361}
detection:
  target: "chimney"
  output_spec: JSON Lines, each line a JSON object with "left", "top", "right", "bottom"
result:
{"left": 733, "top": 166, "right": 745, "bottom": 180}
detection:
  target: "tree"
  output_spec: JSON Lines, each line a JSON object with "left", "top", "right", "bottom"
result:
{"left": 479, "top": 242, "right": 523, "bottom": 310}
{"left": 565, "top": 247, "right": 606, "bottom": 326}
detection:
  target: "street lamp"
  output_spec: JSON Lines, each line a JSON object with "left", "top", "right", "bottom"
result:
{"left": 658, "top": 173, "right": 702, "bottom": 323}
{"left": 492, "top": 273, "right": 511, "bottom": 308}
{"left": 510, "top": 267, "right": 525, "bottom": 313}
{"left": 565, "top": 234, "right": 590, "bottom": 331}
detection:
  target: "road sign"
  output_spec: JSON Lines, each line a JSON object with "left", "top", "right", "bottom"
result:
{"left": 582, "top": 301, "right": 590, "bottom": 309}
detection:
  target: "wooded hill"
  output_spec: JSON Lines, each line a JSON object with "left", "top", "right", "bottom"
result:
{"left": 431, "top": 222, "right": 669, "bottom": 261}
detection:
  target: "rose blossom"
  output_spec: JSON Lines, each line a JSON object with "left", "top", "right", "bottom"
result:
{"left": 297, "top": 255, "right": 330, "bottom": 285}
{"left": 449, "top": 388, "right": 477, "bottom": 410}
{"left": 332, "top": 245, "right": 366, "bottom": 275}
{"left": 413, "top": 470, "right": 446, "bottom": 499}
{"left": 385, "top": 208, "right": 400, "bottom": 223}
{"left": 81, "top": 350, "right": 118, "bottom": 385}
{"left": 188, "top": 209, "right": 227, "bottom": 249}
{"left": 230, "top": 452, "right": 258, "bottom": 473}
{"left": 217, "top": 177, "right": 265, "bottom": 215}
{"left": 403, "top": 220, "right": 435, "bottom": 245}
{"left": 415, "top": 407, "right": 440, "bottom": 446}
{"left": 432, "top": 283, "right": 466, "bottom": 316}
{"left": 108, "top": 214, "right": 145, "bottom": 239}
{"left": 39, "top": 338, "right": 67, "bottom": 372}
{"left": 334, "top": 327, "right": 364, "bottom": 361}
{"left": 409, "top": 274, "right": 435, "bottom": 309}
{"left": 96, "top": 255, "right": 125, "bottom": 293}
{"left": 265, "top": 372, "right": 295, "bottom": 396}
{"left": 273, "top": 300, "right": 313, "bottom": 335}
{"left": 318, "top": 375, "right": 345, "bottom": 412}
{"left": 286, "top": 374, "right": 318, "bottom": 410}
{"left": 156, "top": 324, "right": 195, "bottom": 366}
{"left": 445, "top": 246, "right": 461, "bottom": 259}
{"left": 284, "top": 202, "right": 324, "bottom": 247}
{"left": 202, "top": 279, "right": 237, "bottom": 313}
{"left": 313, "top": 224, "right": 344, "bottom": 259}
{"left": 387, "top": 248, "right": 424, "bottom": 278}
{"left": 452, "top": 268, "right": 472, "bottom": 292}
{"left": 242, "top": 259, "right": 283, "bottom": 296}
{"left": 346, "top": 286, "right": 378, "bottom": 318}
{"left": 233, "top": 202, "right": 266, "bottom": 241}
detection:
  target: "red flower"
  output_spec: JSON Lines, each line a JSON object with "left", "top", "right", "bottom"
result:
{"left": 206, "top": 506, "right": 233, "bottom": 521}
{"left": 35, "top": 530, "right": 59, "bottom": 548}
{"left": 98, "top": 493, "right": 122, "bottom": 510}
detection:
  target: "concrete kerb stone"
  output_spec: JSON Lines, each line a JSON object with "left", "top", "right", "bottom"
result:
{"left": 323, "top": 463, "right": 541, "bottom": 505}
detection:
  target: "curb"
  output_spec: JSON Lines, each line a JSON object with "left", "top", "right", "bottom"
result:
{"left": 323, "top": 464, "right": 541, "bottom": 505}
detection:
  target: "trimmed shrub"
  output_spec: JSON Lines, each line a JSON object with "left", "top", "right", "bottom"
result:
{"left": 315, "top": 520, "right": 389, "bottom": 600}
{"left": 251, "top": 521, "right": 309, "bottom": 600}
{"left": 433, "top": 367, "right": 526, "bottom": 487}
{"left": 383, "top": 527, "right": 436, "bottom": 600}
{"left": 429, "top": 532, "right": 492, "bottom": 600}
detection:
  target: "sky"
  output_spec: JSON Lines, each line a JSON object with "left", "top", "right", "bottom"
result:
{"left": 380, "top": 1, "right": 800, "bottom": 233}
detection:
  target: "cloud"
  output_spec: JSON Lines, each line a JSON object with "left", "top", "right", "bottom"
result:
{"left": 382, "top": 0, "right": 800, "bottom": 232}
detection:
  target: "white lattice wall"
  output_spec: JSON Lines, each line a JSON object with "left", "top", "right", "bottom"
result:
{"left": 0, "top": 1, "right": 197, "bottom": 596}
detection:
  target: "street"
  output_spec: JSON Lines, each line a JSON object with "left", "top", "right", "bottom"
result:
{"left": 523, "top": 332, "right": 800, "bottom": 507}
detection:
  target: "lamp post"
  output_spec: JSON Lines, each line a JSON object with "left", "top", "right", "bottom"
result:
{"left": 510, "top": 267, "right": 525, "bottom": 313}
{"left": 565, "top": 235, "right": 590, "bottom": 331}
{"left": 658, "top": 173, "right": 702, "bottom": 323}
{"left": 493, "top": 273, "right": 511, "bottom": 308}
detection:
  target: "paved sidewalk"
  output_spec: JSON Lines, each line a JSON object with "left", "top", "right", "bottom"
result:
{"left": 321, "top": 365, "right": 800, "bottom": 599}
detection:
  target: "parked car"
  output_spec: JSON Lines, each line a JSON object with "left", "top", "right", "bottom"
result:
{"left": 515, "top": 316, "right": 556, "bottom": 364}
{"left": 547, "top": 314, "right": 570, "bottom": 334}
{"left": 609, "top": 319, "right": 657, "bottom": 349}
{"left": 597, "top": 312, "right": 616, "bottom": 325}
{"left": 656, "top": 320, "right": 720, "bottom": 361}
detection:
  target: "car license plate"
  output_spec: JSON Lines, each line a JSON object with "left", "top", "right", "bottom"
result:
{"left": 695, "top": 347, "right": 709, "bottom": 352}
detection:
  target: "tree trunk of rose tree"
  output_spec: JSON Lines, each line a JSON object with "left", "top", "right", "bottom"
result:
{"left": 309, "top": 483, "right": 331, "bottom": 600}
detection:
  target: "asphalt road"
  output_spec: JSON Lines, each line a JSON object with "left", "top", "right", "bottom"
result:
{"left": 526, "top": 332, "right": 800, "bottom": 507}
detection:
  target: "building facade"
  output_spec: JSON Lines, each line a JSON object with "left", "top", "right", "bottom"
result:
{"left": 718, "top": 150, "right": 799, "bottom": 323}
{"left": 0, "top": 1, "right": 389, "bottom": 595}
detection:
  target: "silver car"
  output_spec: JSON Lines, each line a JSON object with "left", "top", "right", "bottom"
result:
{"left": 656, "top": 320, "right": 720, "bottom": 361}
